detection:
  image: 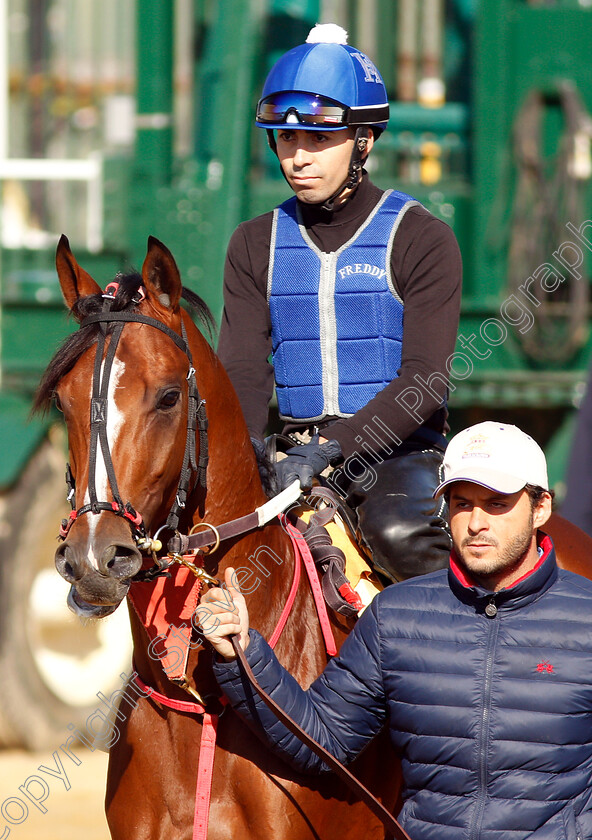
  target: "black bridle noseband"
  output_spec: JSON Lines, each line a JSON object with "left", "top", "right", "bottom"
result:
{"left": 59, "top": 297, "right": 209, "bottom": 576}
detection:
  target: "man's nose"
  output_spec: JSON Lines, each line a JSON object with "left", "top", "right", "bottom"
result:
{"left": 293, "top": 144, "right": 312, "bottom": 166}
{"left": 467, "top": 507, "right": 488, "bottom": 533}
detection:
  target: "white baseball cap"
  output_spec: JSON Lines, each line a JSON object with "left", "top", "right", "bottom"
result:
{"left": 433, "top": 421, "right": 549, "bottom": 498}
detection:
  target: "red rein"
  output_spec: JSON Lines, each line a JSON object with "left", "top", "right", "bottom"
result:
{"left": 132, "top": 518, "right": 336, "bottom": 840}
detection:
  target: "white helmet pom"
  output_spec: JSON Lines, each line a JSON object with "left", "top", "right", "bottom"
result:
{"left": 306, "top": 23, "right": 348, "bottom": 45}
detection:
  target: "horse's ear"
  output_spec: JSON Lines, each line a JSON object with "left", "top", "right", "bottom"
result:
{"left": 55, "top": 234, "right": 102, "bottom": 316}
{"left": 141, "top": 237, "right": 182, "bottom": 310}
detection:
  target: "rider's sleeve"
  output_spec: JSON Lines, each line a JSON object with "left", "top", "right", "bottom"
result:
{"left": 217, "top": 217, "right": 275, "bottom": 442}
{"left": 213, "top": 595, "right": 387, "bottom": 773}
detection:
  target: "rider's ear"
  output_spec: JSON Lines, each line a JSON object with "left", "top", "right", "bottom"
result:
{"left": 141, "top": 236, "right": 182, "bottom": 310}
{"left": 55, "top": 234, "right": 103, "bottom": 315}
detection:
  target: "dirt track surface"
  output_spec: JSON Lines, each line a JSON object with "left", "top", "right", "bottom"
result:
{"left": 0, "top": 748, "right": 109, "bottom": 839}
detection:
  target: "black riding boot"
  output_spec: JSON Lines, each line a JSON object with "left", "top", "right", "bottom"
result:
{"left": 329, "top": 444, "right": 451, "bottom": 582}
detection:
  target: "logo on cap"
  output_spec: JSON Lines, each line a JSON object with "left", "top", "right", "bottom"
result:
{"left": 461, "top": 434, "right": 490, "bottom": 459}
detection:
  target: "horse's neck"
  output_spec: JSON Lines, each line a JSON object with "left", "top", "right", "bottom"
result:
{"left": 170, "top": 317, "right": 316, "bottom": 664}
{"left": 185, "top": 314, "right": 268, "bottom": 526}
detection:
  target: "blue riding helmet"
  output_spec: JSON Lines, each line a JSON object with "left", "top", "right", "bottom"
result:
{"left": 256, "top": 34, "right": 389, "bottom": 137}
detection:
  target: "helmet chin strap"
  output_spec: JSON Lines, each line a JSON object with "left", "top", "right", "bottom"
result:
{"left": 266, "top": 126, "right": 370, "bottom": 213}
{"left": 321, "top": 127, "right": 369, "bottom": 212}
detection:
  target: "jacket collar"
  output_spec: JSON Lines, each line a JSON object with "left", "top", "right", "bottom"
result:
{"left": 448, "top": 532, "right": 557, "bottom": 613}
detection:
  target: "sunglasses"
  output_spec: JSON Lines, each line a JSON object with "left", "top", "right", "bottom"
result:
{"left": 256, "top": 92, "right": 349, "bottom": 127}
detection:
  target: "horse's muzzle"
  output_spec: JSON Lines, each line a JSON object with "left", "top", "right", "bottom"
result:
{"left": 67, "top": 585, "right": 121, "bottom": 618}
{"left": 55, "top": 538, "right": 142, "bottom": 615}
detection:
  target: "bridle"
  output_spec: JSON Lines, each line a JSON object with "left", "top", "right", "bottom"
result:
{"left": 58, "top": 289, "right": 209, "bottom": 575}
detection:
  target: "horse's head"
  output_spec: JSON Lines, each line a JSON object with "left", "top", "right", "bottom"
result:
{"left": 36, "top": 235, "right": 214, "bottom": 618}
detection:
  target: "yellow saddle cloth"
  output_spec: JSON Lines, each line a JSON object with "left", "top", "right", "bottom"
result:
{"left": 298, "top": 508, "right": 383, "bottom": 613}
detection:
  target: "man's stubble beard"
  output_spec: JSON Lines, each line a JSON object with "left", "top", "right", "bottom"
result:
{"left": 454, "top": 510, "right": 535, "bottom": 583}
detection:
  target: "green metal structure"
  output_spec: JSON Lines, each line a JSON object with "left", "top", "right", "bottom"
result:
{"left": 4, "top": 0, "right": 592, "bottom": 486}
{"left": 0, "top": 0, "right": 592, "bottom": 748}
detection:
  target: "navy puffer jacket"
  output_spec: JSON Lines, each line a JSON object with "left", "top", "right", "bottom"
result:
{"left": 214, "top": 536, "right": 592, "bottom": 839}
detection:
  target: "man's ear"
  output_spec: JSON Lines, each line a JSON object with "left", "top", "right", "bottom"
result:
{"left": 533, "top": 491, "right": 553, "bottom": 529}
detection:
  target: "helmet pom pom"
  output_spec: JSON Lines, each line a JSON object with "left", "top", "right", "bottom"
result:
{"left": 306, "top": 23, "right": 348, "bottom": 45}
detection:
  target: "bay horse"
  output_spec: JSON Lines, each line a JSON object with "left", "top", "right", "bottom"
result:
{"left": 35, "top": 235, "right": 592, "bottom": 839}
{"left": 34, "top": 235, "right": 399, "bottom": 840}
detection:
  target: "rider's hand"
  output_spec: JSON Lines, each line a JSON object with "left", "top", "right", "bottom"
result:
{"left": 275, "top": 436, "right": 343, "bottom": 492}
{"left": 196, "top": 567, "right": 250, "bottom": 661}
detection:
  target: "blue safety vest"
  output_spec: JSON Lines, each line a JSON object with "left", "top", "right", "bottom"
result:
{"left": 268, "top": 189, "right": 420, "bottom": 422}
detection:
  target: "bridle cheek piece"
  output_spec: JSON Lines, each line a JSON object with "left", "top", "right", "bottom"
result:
{"left": 58, "top": 289, "right": 209, "bottom": 577}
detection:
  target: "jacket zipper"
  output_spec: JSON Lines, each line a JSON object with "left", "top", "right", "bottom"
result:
{"left": 469, "top": 599, "right": 500, "bottom": 840}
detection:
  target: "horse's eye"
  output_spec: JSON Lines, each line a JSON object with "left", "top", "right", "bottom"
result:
{"left": 54, "top": 393, "right": 63, "bottom": 413}
{"left": 158, "top": 389, "right": 181, "bottom": 410}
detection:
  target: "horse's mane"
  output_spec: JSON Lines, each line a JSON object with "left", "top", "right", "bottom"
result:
{"left": 33, "top": 271, "right": 216, "bottom": 415}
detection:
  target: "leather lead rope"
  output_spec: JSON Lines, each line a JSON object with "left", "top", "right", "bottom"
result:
{"left": 230, "top": 636, "right": 411, "bottom": 840}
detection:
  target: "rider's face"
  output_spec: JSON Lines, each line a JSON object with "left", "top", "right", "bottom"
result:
{"left": 277, "top": 128, "right": 369, "bottom": 205}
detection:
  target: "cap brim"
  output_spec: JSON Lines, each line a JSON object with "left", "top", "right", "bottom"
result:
{"left": 433, "top": 468, "right": 527, "bottom": 499}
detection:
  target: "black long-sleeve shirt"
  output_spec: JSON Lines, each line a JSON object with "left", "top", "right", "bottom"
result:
{"left": 217, "top": 174, "right": 462, "bottom": 459}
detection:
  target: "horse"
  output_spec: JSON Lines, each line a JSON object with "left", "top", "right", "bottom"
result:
{"left": 34, "top": 235, "right": 400, "bottom": 840}
{"left": 35, "top": 235, "right": 592, "bottom": 840}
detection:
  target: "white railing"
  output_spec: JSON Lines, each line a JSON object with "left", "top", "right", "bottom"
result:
{"left": 0, "top": 155, "right": 104, "bottom": 252}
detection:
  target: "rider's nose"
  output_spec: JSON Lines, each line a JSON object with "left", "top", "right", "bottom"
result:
{"left": 293, "top": 144, "right": 311, "bottom": 166}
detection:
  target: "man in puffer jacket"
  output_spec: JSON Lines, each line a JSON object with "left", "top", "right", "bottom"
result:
{"left": 198, "top": 421, "right": 592, "bottom": 839}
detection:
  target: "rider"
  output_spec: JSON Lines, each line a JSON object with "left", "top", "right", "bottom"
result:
{"left": 217, "top": 23, "right": 463, "bottom": 582}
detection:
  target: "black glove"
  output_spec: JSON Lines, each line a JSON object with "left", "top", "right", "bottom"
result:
{"left": 250, "top": 437, "right": 267, "bottom": 462}
{"left": 275, "top": 436, "right": 343, "bottom": 492}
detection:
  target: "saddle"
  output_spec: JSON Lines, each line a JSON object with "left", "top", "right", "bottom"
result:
{"left": 267, "top": 434, "right": 383, "bottom": 618}
{"left": 293, "top": 491, "right": 383, "bottom": 618}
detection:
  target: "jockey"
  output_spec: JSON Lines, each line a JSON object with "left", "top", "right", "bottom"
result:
{"left": 217, "top": 23, "right": 462, "bottom": 582}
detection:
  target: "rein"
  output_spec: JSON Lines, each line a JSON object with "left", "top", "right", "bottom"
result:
{"left": 133, "top": 514, "right": 404, "bottom": 840}
{"left": 133, "top": 523, "right": 334, "bottom": 840}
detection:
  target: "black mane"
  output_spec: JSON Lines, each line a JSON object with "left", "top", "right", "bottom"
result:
{"left": 33, "top": 272, "right": 216, "bottom": 415}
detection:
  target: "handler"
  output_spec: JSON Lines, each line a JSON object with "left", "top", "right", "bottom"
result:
{"left": 217, "top": 23, "right": 462, "bottom": 582}
{"left": 198, "top": 421, "right": 592, "bottom": 838}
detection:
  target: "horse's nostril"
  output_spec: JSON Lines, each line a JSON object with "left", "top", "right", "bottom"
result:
{"left": 55, "top": 546, "right": 82, "bottom": 583}
{"left": 101, "top": 545, "right": 141, "bottom": 580}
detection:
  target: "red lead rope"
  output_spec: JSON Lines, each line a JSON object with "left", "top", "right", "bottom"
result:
{"left": 132, "top": 520, "right": 334, "bottom": 840}
{"left": 191, "top": 712, "right": 219, "bottom": 839}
